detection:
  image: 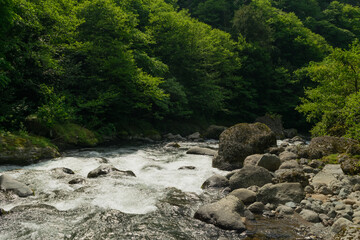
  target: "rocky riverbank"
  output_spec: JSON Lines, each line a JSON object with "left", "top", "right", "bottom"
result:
{"left": 1, "top": 122, "right": 360, "bottom": 239}
{"left": 194, "top": 123, "right": 360, "bottom": 239}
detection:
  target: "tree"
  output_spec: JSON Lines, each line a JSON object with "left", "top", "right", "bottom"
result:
{"left": 297, "top": 41, "right": 360, "bottom": 138}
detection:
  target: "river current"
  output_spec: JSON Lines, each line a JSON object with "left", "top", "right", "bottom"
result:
{"left": 0, "top": 141, "right": 305, "bottom": 239}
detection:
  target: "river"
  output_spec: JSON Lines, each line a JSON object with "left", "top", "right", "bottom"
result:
{"left": 0, "top": 141, "right": 305, "bottom": 239}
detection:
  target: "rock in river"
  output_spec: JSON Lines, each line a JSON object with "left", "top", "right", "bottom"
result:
{"left": 213, "top": 123, "right": 276, "bottom": 170}
{"left": 0, "top": 174, "right": 33, "bottom": 197}
{"left": 186, "top": 147, "right": 217, "bottom": 156}
{"left": 87, "top": 164, "right": 136, "bottom": 178}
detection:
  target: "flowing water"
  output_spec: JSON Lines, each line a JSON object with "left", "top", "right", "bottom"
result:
{"left": 0, "top": 141, "right": 306, "bottom": 240}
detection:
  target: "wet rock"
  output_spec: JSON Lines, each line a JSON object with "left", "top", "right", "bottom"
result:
{"left": 178, "top": 166, "right": 196, "bottom": 170}
{"left": 186, "top": 147, "right": 217, "bottom": 156}
{"left": 213, "top": 123, "right": 276, "bottom": 170}
{"left": 257, "top": 183, "right": 305, "bottom": 205}
{"left": 279, "top": 151, "right": 298, "bottom": 162}
{"left": 51, "top": 167, "right": 75, "bottom": 175}
{"left": 165, "top": 142, "right": 180, "bottom": 148}
{"left": 68, "top": 178, "right": 86, "bottom": 184}
{"left": 229, "top": 189, "right": 256, "bottom": 205}
{"left": 331, "top": 217, "right": 354, "bottom": 234}
{"left": 194, "top": 195, "right": 246, "bottom": 231}
{"left": 87, "top": 164, "right": 136, "bottom": 178}
{"left": 257, "top": 154, "right": 281, "bottom": 172}
{"left": 248, "top": 201, "right": 265, "bottom": 213}
{"left": 202, "top": 125, "right": 227, "bottom": 140}
{"left": 229, "top": 166, "right": 273, "bottom": 190}
{"left": 0, "top": 174, "right": 33, "bottom": 197}
{"left": 201, "top": 174, "right": 229, "bottom": 189}
{"left": 300, "top": 209, "right": 320, "bottom": 223}
{"left": 298, "top": 136, "right": 359, "bottom": 159}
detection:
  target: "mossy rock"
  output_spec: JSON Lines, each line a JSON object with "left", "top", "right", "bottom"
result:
{"left": 213, "top": 122, "right": 276, "bottom": 170}
{"left": 298, "top": 136, "right": 359, "bottom": 159}
{"left": 52, "top": 123, "right": 98, "bottom": 148}
{"left": 0, "top": 132, "right": 60, "bottom": 165}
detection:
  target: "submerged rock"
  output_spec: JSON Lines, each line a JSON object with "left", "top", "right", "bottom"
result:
{"left": 0, "top": 174, "right": 33, "bottom": 197}
{"left": 194, "top": 195, "right": 246, "bottom": 231}
{"left": 68, "top": 178, "right": 86, "bottom": 184}
{"left": 87, "top": 164, "right": 136, "bottom": 178}
{"left": 213, "top": 123, "right": 276, "bottom": 170}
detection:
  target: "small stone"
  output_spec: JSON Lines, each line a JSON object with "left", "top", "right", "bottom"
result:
{"left": 304, "top": 185, "right": 314, "bottom": 194}
{"left": 248, "top": 202, "right": 265, "bottom": 213}
{"left": 276, "top": 205, "right": 294, "bottom": 215}
{"left": 285, "top": 202, "right": 297, "bottom": 208}
{"left": 300, "top": 209, "right": 320, "bottom": 223}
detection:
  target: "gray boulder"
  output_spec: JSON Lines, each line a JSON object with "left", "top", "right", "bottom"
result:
{"left": 186, "top": 147, "right": 217, "bottom": 156}
{"left": 257, "top": 153, "right": 281, "bottom": 172}
{"left": 194, "top": 195, "right": 246, "bottom": 231}
{"left": 87, "top": 164, "right": 136, "bottom": 178}
{"left": 229, "top": 166, "right": 273, "bottom": 190}
{"left": 213, "top": 123, "right": 276, "bottom": 170}
{"left": 201, "top": 174, "right": 229, "bottom": 189}
{"left": 0, "top": 174, "right": 33, "bottom": 197}
{"left": 229, "top": 188, "right": 256, "bottom": 205}
{"left": 257, "top": 182, "right": 305, "bottom": 205}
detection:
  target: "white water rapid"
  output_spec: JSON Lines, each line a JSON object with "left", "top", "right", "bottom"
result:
{"left": 0, "top": 141, "right": 226, "bottom": 215}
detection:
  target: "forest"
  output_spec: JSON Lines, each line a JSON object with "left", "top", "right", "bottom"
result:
{"left": 1, "top": 0, "right": 360, "bottom": 141}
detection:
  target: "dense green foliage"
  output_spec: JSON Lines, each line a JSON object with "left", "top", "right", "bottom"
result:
{"left": 0, "top": 0, "right": 359, "bottom": 139}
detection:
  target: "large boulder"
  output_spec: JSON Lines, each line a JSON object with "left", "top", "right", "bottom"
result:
{"left": 194, "top": 195, "right": 246, "bottom": 231}
{"left": 257, "top": 182, "right": 305, "bottom": 205}
{"left": 255, "top": 115, "right": 285, "bottom": 139}
{"left": 0, "top": 133, "right": 60, "bottom": 165}
{"left": 213, "top": 123, "right": 276, "bottom": 170}
{"left": 0, "top": 174, "right": 33, "bottom": 197}
{"left": 229, "top": 166, "right": 273, "bottom": 190}
{"left": 186, "top": 147, "right": 217, "bottom": 156}
{"left": 298, "top": 136, "right": 359, "bottom": 159}
{"left": 202, "top": 125, "right": 227, "bottom": 140}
